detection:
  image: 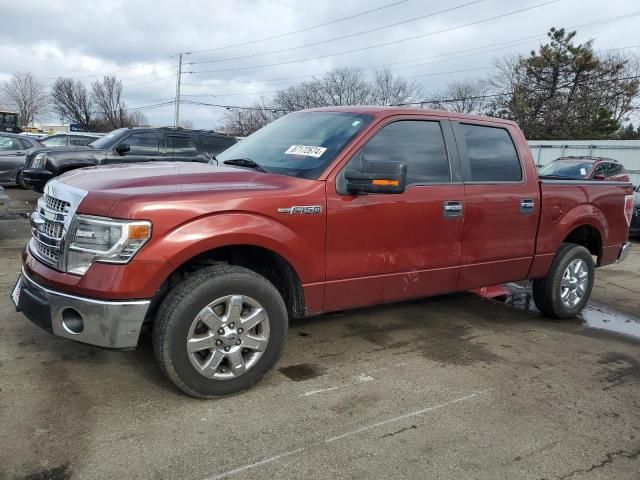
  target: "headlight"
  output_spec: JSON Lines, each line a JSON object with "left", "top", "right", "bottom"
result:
{"left": 31, "top": 152, "right": 46, "bottom": 169}
{"left": 66, "top": 215, "right": 152, "bottom": 275}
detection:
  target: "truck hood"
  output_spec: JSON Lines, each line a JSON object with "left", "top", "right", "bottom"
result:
{"left": 59, "top": 161, "right": 289, "bottom": 195}
{"left": 58, "top": 161, "right": 314, "bottom": 219}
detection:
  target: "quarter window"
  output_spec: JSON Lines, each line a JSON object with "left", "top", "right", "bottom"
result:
{"left": 461, "top": 124, "right": 522, "bottom": 182}
{"left": 351, "top": 120, "right": 451, "bottom": 184}
{"left": 125, "top": 132, "right": 159, "bottom": 155}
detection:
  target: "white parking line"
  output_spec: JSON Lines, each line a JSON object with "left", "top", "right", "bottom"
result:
{"left": 204, "top": 389, "right": 492, "bottom": 479}
{"left": 300, "top": 372, "right": 374, "bottom": 397}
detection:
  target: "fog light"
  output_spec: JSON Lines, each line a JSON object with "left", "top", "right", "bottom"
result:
{"left": 61, "top": 308, "right": 84, "bottom": 334}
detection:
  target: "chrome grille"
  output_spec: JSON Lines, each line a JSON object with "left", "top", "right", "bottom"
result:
{"left": 29, "top": 180, "right": 88, "bottom": 272}
{"left": 44, "top": 195, "right": 70, "bottom": 213}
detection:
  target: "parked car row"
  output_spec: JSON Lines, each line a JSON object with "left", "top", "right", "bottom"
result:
{"left": 20, "top": 127, "right": 237, "bottom": 191}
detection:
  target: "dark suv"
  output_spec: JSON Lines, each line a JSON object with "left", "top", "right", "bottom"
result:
{"left": 21, "top": 127, "right": 237, "bottom": 192}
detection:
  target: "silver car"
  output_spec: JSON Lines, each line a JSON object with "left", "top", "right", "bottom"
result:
{"left": 0, "top": 133, "right": 42, "bottom": 184}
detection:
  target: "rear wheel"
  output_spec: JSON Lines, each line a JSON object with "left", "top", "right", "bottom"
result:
{"left": 16, "top": 170, "right": 27, "bottom": 189}
{"left": 153, "top": 265, "right": 288, "bottom": 398}
{"left": 532, "top": 243, "right": 595, "bottom": 318}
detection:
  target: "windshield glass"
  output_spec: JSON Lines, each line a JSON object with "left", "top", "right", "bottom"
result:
{"left": 539, "top": 160, "right": 593, "bottom": 178}
{"left": 216, "top": 111, "right": 373, "bottom": 179}
{"left": 89, "top": 128, "right": 128, "bottom": 149}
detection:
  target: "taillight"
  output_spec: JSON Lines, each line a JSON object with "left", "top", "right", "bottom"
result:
{"left": 624, "top": 195, "right": 633, "bottom": 226}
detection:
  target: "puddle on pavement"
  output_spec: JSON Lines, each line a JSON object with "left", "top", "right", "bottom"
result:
{"left": 497, "top": 283, "right": 640, "bottom": 340}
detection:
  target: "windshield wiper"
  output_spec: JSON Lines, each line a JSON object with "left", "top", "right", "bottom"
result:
{"left": 223, "top": 158, "right": 267, "bottom": 173}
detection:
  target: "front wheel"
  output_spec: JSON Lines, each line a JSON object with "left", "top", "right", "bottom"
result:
{"left": 153, "top": 265, "right": 288, "bottom": 398}
{"left": 532, "top": 243, "right": 595, "bottom": 319}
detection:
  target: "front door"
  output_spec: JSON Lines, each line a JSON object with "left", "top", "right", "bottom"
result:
{"left": 106, "top": 131, "right": 160, "bottom": 164}
{"left": 324, "top": 118, "right": 464, "bottom": 312}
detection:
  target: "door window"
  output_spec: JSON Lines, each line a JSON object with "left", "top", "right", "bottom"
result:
{"left": 41, "top": 135, "right": 67, "bottom": 147}
{"left": 166, "top": 135, "right": 197, "bottom": 156}
{"left": 593, "top": 163, "right": 606, "bottom": 177}
{"left": 607, "top": 163, "right": 623, "bottom": 176}
{"left": 70, "top": 136, "right": 95, "bottom": 146}
{"left": 460, "top": 124, "right": 522, "bottom": 182}
{"left": 347, "top": 120, "right": 451, "bottom": 185}
{"left": 124, "top": 132, "right": 159, "bottom": 155}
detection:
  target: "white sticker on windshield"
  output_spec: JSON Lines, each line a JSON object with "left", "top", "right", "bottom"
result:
{"left": 580, "top": 168, "right": 587, "bottom": 175}
{"left": 285, "top": 145, "right": 327, "bottom": 158}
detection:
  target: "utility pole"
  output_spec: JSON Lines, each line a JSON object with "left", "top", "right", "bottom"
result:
{"left": 174, "top": 53, "right": 183, "bottom": 128}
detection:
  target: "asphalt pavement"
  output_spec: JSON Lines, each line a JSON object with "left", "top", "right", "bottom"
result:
{"left": 1, "top": 186, "right": 639, "bottom": 480}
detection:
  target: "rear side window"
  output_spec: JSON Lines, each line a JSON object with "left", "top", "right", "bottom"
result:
{"left": 608, "top": 163, "right": 623, "bottom": 176}
{"left": 166, "top": 135, "right": 197, "bottom": 156}
{"left": 41, "top": 135, "right": 67, "bottom": 147}
{"left": 461, "top": 124, "right": 522, "bottom": 182}
{"left": 70, "top": 136, "right": 95, "bottom": 146}
{"left": 198, "top": 135, "right": 236, "bottom": 156}
{"left": 353, "top": 120, "right": 451, "bottom": 184}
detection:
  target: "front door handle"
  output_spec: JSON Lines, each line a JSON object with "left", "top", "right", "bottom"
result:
{"left": 520, "top": 198, "right": 535, "bottom": 214}
{"left": 443, "top": 200, "right": 463, "bottom": 218}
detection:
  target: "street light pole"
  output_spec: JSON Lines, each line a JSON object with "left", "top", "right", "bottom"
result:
{"left": 174, "top": 53, "right": 183, "bottom": 128}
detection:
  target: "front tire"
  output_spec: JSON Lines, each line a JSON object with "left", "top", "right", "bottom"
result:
{"left": 153, "top": 265, "right": 288, "bottom": 398}
{"left": 532, "top": 243, "right": 595, "bottom": 319}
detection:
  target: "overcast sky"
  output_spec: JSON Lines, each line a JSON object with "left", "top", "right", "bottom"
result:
{"left": 1, "top": 0, "right": 639, "bottom": 129}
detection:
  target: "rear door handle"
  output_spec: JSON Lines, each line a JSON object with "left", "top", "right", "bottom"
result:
{"left": 520, "top": 198, "right": 535, "bottom": 214}
{"left": 443, "top": 200, "right": 463, "bottom": 218}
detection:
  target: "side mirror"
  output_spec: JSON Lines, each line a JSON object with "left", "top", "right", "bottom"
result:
{"left": 115, "top": 143, "right": 130, "bottom": 155}
{"left": 345, "top": 161, "right": 407, "bottom": 194}
{"left": 593, "top": 174, "right": 605, "bottom": 180}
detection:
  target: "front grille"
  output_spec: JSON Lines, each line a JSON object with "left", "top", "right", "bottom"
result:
{"left": 45, "top": 195, "right": 70, "bottom": 213}
{"left": 31, "top": 193, "right": 71, "bottom": 269}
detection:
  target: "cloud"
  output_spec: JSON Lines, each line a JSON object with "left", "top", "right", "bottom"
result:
{"left": 1, "top": 0, "right": 638, "bottom": 128}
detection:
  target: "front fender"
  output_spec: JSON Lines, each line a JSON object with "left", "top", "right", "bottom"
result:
{"left": 137, "top": 211, "right": 325, "bottom": 288}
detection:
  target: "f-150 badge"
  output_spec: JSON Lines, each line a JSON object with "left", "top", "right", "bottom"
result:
{"left": 277, "top": 205, "right": 322, "bottom": 215}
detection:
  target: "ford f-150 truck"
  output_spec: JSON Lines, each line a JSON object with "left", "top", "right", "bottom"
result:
{"left": 12, "top": 107, "right": 634, "bottom": 398}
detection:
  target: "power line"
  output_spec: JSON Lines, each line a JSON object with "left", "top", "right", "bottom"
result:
{"left": 188, "top": 0, "right": 486, "bottom": 66}
{"left": 187, "top": 0, "right": 409, "bottom": 56}
{"left": 187, "top": 0, "right": 561, "bottom": 75}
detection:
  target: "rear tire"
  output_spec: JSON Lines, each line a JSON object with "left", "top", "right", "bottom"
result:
{"left": 152, "top": 265, "right": 288, "bottom": 398}
{"left": 16, "top": 170, "right": 27, "bottom": 189}
{"left": 532, "top": 242, "right": 595, "bottom": 319}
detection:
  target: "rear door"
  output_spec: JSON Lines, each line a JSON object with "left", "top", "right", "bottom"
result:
{"left": 452, "top": 121, "right": 540, "bottom": 289}
{"left": 324, "top": 117, "right": 465, "bottom": 311}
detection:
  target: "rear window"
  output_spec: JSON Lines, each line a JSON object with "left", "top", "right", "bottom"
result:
{"left": 198, "top": 135, "right": 236, "bottom": 157}
{"left": 461, "top": 124, "right": 522, "bottom": 182}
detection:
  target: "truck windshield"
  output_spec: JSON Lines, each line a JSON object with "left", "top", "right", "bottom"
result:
{"left": 539, "top": 160, "right": 593, "bottom": 179}
{"left": 216, "top": 111, "right": 373, "bottom": 179}
{"left": 88, "top": 128, "right": 128, "bottom": 149}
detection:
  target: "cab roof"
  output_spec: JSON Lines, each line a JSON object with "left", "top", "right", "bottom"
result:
{"left": 304, "top": 106, "right": 518, "bottom": 126}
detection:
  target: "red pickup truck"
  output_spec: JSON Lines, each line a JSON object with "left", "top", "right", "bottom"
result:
{"left": 12, "top": 107, "right": 634, "bottom": 398}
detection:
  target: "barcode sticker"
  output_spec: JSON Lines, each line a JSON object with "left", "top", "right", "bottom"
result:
{"left": 285, "top": 145, "right": 327, "bottom": 158}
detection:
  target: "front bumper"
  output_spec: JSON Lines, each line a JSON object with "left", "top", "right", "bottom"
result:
{"left": 21, "top": 168, "right": 54, "bottom": 192}
{"left": 14, "top": 268, "right": 151, "bottom": 348}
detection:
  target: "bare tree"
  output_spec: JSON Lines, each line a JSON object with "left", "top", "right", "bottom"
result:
{"left": 428, "top": 79, "right": 491, "bottom": 114}
{"left": 92, "top": 75, "right": 127, "bottom": 129}
{"left": 51, "top": 78, "right": 95, "bottom": 131}
{"left": 128, "top": 111, "right": 149, "bottom": 126}
{"left": 0, "top": 72, "right": 49, "bottom": 126}
{"left": 220, "top": 99, "right": 279, "bottom": 137}
{"left": 370, "top": 69, "right": 422, "bottom": 105}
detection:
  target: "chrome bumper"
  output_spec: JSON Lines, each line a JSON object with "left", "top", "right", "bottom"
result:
{"left": 17, "top": 268, "right": 151, "bottom": 348}
{"left": 617, "top": 242, "right": 631, "bottom": 263}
